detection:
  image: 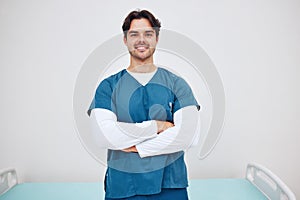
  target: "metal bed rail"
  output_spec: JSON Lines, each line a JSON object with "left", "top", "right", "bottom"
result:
{"left": 0, "top": 168, "right": 18, "bottom": 196}
{"left": 246, "top": 163, "right": 296, "bottom": 200}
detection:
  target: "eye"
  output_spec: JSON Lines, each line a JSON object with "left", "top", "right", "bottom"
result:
{"left": 129, "top": 33, "right": 138, "bottom": 37}
{"left": 145, "top": 33, "right": 154, "bottom": 37}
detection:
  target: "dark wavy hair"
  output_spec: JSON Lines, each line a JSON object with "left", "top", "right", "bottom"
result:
{"left": 122, "top": 10, "right": 161, "bottom": 38}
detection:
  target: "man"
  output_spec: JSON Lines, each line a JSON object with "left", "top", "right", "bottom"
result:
{"left": 88, "top": 9, "right": 200, "bottom": 200}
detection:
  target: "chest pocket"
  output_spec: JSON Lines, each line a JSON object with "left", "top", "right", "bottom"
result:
{"left": 129, "top": 83, "right": 175, "bottom": 123}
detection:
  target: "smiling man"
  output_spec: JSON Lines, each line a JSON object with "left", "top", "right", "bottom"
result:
{"left": 88, "top": 10, "right": 200, "bottom": 199}
{"left": 125, "top": 19, "right": 157, "bottom": 63}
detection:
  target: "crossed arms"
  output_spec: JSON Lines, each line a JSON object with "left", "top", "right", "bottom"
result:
{"left": 90, "top": 105, "right": 200, "bottom": 158}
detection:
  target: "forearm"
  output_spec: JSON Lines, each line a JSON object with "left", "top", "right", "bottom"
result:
{"left": 135, "top": 106, "right": 200, "bottom": 158}
{"left": 90, "top": 108, "right": 158, "bottom": 150}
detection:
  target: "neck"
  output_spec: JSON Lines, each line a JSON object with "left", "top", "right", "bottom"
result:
{"left": 127, "top": 57, "right": 157, "bottom": 73}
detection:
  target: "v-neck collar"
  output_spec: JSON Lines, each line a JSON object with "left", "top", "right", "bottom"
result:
{"left": 125, "top": 67, "right": 159, "bottom": 87}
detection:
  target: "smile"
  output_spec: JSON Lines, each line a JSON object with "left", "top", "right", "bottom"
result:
{"left": 135, "top": 45, "right": 149, "bottom": 51}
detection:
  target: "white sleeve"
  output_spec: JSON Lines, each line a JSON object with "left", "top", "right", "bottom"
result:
{"left": 135, "top": 106, "right": 200, "bottom": 158}
{"left": 90, "top": 108, "right": 158, "bottom": 150}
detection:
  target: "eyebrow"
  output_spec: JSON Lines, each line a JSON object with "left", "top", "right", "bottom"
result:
{"left": 145, "top": 30, "right": 155, "bottom": 33}
{"left": 128, "top": 29, "right": 155, "bottom": 34}
{"left": 128, "top": 30, "right": 139, "bottom": 34}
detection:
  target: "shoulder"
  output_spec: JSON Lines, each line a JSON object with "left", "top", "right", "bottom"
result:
{"left": 157, "top": 67, "right": 178, "bottom": 79}
{"left": 157, "top": 67, "right": 189, "bottom": 87}
{"left": 103, "top": 69, "right": 127, "bottom": 83}
{"left": 97, "top": 69, "right": 127, "bottom": 91}
{"left": 97, "top": 69, "right": 127, "bottom": 88}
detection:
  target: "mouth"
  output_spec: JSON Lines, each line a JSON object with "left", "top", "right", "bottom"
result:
{"left": 135, "top": 45, "right": 149, "bottom": 52}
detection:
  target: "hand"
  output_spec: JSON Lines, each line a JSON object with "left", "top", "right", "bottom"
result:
{"left": 156, "top": 121, "right": 174, "bottom": 134}
{"left": 122, "top": 146, "right": 138, "bottom": 153}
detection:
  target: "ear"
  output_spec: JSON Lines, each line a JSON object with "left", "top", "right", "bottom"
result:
{"left": 156, "top": 35, "right": 159, "bottom": 42}
{"left": 123, "top": 36, "right": 127, "bottom": 45}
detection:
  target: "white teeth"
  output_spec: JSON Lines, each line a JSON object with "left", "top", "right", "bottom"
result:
{"left": 136, "top": 46, "right": 147, "bottom": 51}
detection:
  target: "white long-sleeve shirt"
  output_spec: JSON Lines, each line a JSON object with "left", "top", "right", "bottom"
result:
{"left": 136, "top": 106, "right": 200, "bottom": 157}
{"left": 90, "top": 106, "right": 200, "bottom": 158}
{"left": 90, "top": 108, "right": 158, "bottom": 150}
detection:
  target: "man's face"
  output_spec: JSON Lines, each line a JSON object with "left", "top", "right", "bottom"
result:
{"left": 124, "top": 18, "right": 158, "bottom": 62}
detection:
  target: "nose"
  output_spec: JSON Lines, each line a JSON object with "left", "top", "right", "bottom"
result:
{"left": 138, "top": 33, "right": 145, "bottom": 42}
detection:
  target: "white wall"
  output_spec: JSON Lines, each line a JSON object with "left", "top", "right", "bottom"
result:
{"left": 0, "top": 0, "right": 299, "bottom": 198}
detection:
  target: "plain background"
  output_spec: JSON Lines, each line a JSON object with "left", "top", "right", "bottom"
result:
{"left": 0, "top": 0, "right": 299, "bottom": 198}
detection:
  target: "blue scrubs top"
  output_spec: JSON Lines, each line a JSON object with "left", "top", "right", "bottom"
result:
{"left": 88, "top": 67, "right": 200, "bottom": 199}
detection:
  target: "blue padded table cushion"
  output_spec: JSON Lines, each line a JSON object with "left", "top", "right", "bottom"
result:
{"left": 0, "top": 179, "right": 267, "bottom": 200}
{"left": 0, "top": 182, "right": 103, "bottom": 200}
{"left": 188, "top": 179, "right": 268, "bottom": 200}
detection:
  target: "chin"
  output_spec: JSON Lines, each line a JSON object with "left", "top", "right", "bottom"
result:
{"left": 132, "top": 53, "right": 151, "bottom": 60}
